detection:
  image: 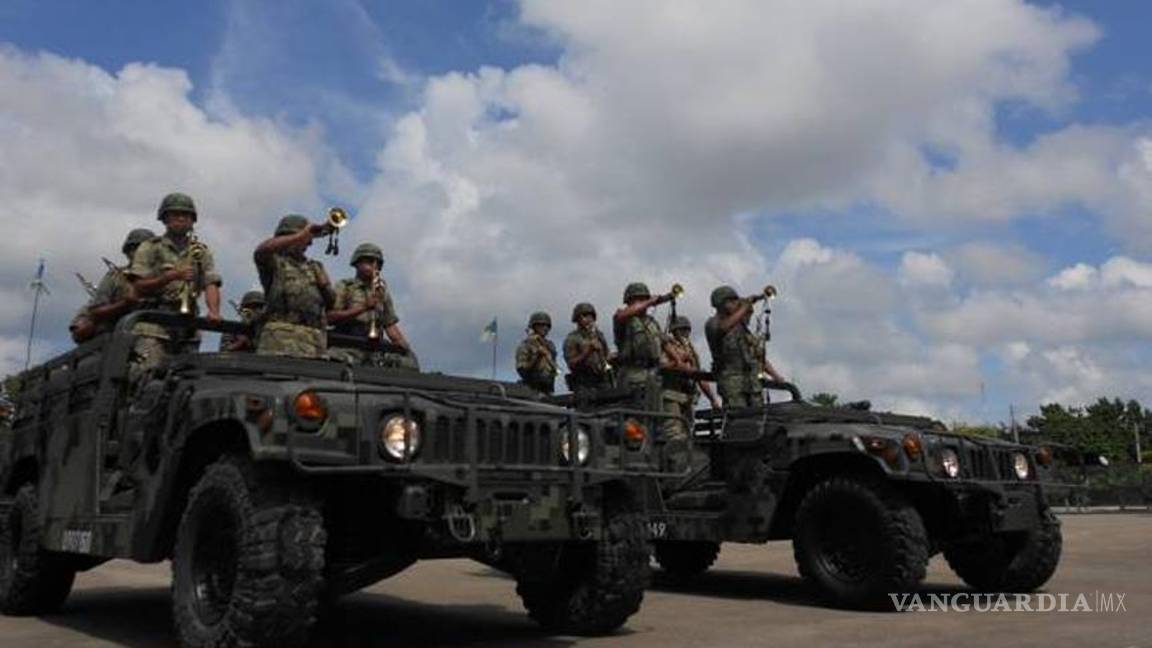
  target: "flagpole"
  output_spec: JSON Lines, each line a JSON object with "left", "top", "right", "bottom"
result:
{"left": 25, "top": 259, "right": 47, "bottom": 371}
{"left": 491, "top": 326, "right": 498, "bottom": 380}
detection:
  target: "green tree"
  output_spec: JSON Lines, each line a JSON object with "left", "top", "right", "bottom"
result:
{"left": 949, "top": 423, "right": 1002, "bottom": 438}
{"left": 810, "top": 392, "right": 839, "bottom": 408}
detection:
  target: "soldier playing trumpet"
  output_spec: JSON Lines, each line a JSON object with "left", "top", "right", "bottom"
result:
{"left": 253, "top": 213, "right": 337, "bottom": 358}
{"left": 516, "top": 312, "right": 558, "bottom": 394}
{"left": 328, "top": 243, "right": 416, "bottom": 369}
{"left": 705, "top": 284, "right": 785, "bottom": 409}
{"left": 613, "top": 282, "right": 679, "bottom": 400}
{"left": 219, "top": 290, "right": 265, "bottom": 352}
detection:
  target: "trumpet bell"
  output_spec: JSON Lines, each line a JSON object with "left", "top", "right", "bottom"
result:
{"left": 670, "top": 283, "right": 685, "bottom": 299}
{"left": 327, "top": 207, "right": 348, "bottom": 229}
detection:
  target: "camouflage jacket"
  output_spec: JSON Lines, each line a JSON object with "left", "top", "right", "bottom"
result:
{"left": 563, "top": 327, "right": 611, "bottom": 378}
{"left": 331, "top": 277, "right": 399, "bottom": 338}
{"left": 613, "top": 313, "right": 663, "bottom": 369}
{"left": 256, "top": 253, "right": 334, "bottom": 330}
{"left": 662, "top": 334, "right": 702, "bottom": 394}
{"left": 127, "top": 234, "right": 221, "bottom": 339}
{"left": 70, "top": 265, "right": 133, "bottom": 337}
{"left": 516, "top": 334, "right": 558, "bottom": 384}
{"left": 705, "top": 315, "right": 757, "bottom": 376}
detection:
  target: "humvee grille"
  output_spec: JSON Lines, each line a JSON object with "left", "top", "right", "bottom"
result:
{"left": 423, "top": 415, "right": 557, "bottom": 467}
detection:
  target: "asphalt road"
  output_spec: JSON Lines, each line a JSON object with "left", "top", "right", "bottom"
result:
{"left": 1, "top": 513, "right": 1148, "bottom": 648}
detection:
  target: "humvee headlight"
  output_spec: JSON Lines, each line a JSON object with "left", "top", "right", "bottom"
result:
{"left": 292, "top": 390, "right": 328, "bottom": 428}
{"left": 1012, "top": 452, "right": 1030, "bottom": 480}
{"left": 560, "top": 428, "right": 591, "bottom": 465}
{"left": 379, "top": 415, "right": 421, "bottom": 461}
{"left": 940, "top": 448, "right": 961, "bottom": 478}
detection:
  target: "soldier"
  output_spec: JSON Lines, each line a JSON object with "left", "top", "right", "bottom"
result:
{"left": 327, "top": 243, "right": 416, "bottom": 369}
{"left": 612, "top": 282, "right": 673, "bottom": 400}
{"left": 70, "top": 228, "right": 156, "bottom": 343}
{"left": 515, "top": 312, "right": 558, "bottom": 394}
{"left": 253, "top": 214, "right": 336, "bottom": 358}
{"left": 563, "top": 302, "right": 613, "bottom": 400}
{"left": 660, "top": 316, "right": 720, "bottom": 471}
{"left": 219, "top": 290, "right": 265, "bottom": 352}
{"left": 705, "top": 285, "right": 785, "bottom": 408}
{"left": 127, "top": 193, "right": 222, "bottom": 381}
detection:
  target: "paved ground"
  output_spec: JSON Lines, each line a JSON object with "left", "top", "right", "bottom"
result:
{"left": 1, "top": 513, "right": 1148, "bottom": 648}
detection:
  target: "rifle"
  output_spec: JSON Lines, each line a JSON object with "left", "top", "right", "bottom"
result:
{"left": 75, "top": 272, "right": 98, "bottom": 298}
{"left": 529, "top": 333, "right": 558, "bottom": 376}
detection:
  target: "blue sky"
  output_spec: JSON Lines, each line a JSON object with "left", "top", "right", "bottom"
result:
{"left": 1, "top": 1, "right": 1150, "bottom": 422}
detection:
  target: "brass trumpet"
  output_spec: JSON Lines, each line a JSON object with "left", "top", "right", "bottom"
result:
{"left": 746, "top": 284, "right": 777, "bottom": 303}
{"left": 670, "top": 283, "right": 685, "bottom": 299}
{"left": 324, "top": 207, "right": 348, "bottom": 255}
{"left": 367, "top": 269, "right": 384, "bottom": 341}
{"left": 178, "top": 233, "right": 208, "bottom": 316}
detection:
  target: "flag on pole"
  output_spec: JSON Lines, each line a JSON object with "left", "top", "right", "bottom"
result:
{"left": 480, "top": 318, "right": 498, "bottom": 342}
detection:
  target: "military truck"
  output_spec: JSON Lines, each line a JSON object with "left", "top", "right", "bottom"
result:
{"left": 640, "top": 381, "right": 1065, "bottom": 609}
{"left": 0, "top": 311, "right": 668, "bottom": 647}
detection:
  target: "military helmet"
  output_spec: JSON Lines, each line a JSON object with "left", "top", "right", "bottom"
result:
{"left": 623, "top": 282, "right": 651, "bottom": 302}
{"left": 350, "top": 242, "right": 384, "bottom": 267}
{"left": 670, "top": 315, "right": 692, "bottom": 332}
{"left": 710, "top": 285, "right": 739, "bottom": 309}
{"left": 156, "top": 192, "right": 197, "bottom": 221}
{"left": 528, "top": 311, "right": 552, "bottom": 328}
{"left": 275, "top": 214, "right": 309, "bottom": 236}
{"left": 240, "top": 290, "right": 266, "bottom": 307}
{"left": 121, "top": 228, "right": 157, "bottom": 254}
{"left": 571, "top": 302, "right": 597, "bottom": 322}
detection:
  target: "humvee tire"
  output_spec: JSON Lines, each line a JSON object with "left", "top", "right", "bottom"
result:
{"left": 654, "top": 541, "right": 720, "bottom": 580}
{"left": 514, "top": 502, "right": 649, "bottom": 635}
{"left": 793, "top": 477, "right": 928, "bottom": 609}
{"left": 172, "top": 456, "right": 326, "bottom": 648}
{"left": 0, "top": 485, "right": 77, "bottom": 615}
{"left": 943, "top": 507, "right": 1061, "bottom": 592}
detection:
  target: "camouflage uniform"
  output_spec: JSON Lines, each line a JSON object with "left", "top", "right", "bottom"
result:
{"left": 515, "top": 312, "right": 558, "bottom": 394}
{"left": 255, "top": 217, "right": 334, "bottom": 358}
{"left": 661, "top": 318, "right": 705, "bottom": 471}
{"left": 613, "top": 283, "right": 663, "bottom": 400}
{"left": 705, "top": 287, "right": 761, "bottom": 408}
{"left": 330, "top": 278, "right": 416, "bottom": 369}
{"left": 219, "top": 290, "right": 265, "bottom": 352}
{"left": 563, "top": 302, "right": 612, "bottom": 399}
{"left": 127, "top": 204, "right": 220, "bottom": 382}
{"left": 70, "top": 265, "right": 133, "bottom": 338}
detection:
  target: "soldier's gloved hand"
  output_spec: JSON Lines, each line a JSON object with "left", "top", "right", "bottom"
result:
{"left": 206, "top": 309, "right": 222, "bottom": 323}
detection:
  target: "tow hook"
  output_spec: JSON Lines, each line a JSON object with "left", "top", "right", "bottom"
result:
{"left": 444, "top": 504, "right": 477, "bottom": 543}
{"left": 570, "top": 506, "right": 599, "bottom": 540}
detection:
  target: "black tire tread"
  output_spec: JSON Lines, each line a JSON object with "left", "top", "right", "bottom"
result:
{"left": 172, "top": 456, "right": 325, "bottom": 648}
{"left": 0, "top": 485, "right": 76, "bottom": 615}
{"left": 944, "top": 507, "right": 1062, "bottom": 592}
{"left": 516, "top": 507, "right": 650, "bottom": 635}
{"left": 792, "top": 476, "right": 929, "bottom": 609}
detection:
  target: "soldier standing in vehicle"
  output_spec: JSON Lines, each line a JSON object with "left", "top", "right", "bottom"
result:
{"left": 613, "top": 282, "right": 674, "bottom": 400}
{"left": 70, "top": 228, "right": 156, "bottom": 344}
{"left": 705, "top": 285, "right": 784, "bottom": 408}
{"left": 253, "top": 214, "right": 336, "bottom": 358}
{"left": 660, "top": 316, "right": 720, "bottom": 470}
{"left": 515, "top": 312, "right": 558, "bottom": 394}
{"left": 327, "top": 242, "right": 416, "bottom": 369}
{"left": 563, "top": 302, "right": 613, "bottom": 399}
{"left": 219, "top": 290, "right": 265, "bottom": 352}
{"left": 127, "top": 193, "right": 222, "bottom": 381}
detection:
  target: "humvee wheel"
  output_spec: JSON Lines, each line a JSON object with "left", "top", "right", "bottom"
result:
{"left": 515, "top": 503, "right": 650, "bottom": 635}
{"left": 793, "top": 477, "right": 928, "bottom": 609}
{"left": 654, "top": 541, "right": 720, "bottom": 580}
{"left": 172, "top": 457, "right": 325, "bottom": 648}
{"left": 0, "top": 485, "right": 76, "bottom": 615}
{"left": 944, "top": 506, "right": 1062, "bottom": 592}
